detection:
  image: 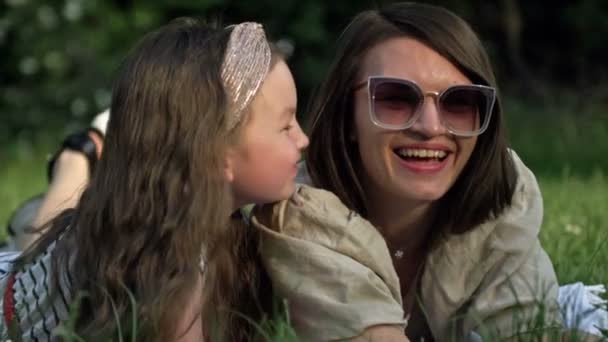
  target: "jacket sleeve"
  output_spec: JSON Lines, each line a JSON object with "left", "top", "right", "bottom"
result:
{"left": 251, "top": 185, "right": 407, "bottom": 341}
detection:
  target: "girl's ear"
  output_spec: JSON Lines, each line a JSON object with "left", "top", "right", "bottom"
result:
{"left": 223, "top": 148, "right": 235, "bottom": 183}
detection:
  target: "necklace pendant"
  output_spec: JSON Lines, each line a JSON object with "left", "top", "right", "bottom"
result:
{"left": 394, "top": 249, "right": 404, "bottom": 259}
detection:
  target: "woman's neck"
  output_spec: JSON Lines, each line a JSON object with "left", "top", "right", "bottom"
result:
{"left": 366, "top": 191, "right": 436, "bottom": 254}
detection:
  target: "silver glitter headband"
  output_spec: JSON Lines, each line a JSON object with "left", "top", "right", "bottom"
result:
{"left": 222, "top": 22, "right": 272, "bottom": 130}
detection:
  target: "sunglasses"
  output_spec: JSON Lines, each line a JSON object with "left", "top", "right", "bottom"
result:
{"left": 354, "top": 76, "right": 496, "bottom": 137}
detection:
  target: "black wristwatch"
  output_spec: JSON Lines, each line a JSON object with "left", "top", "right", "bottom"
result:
{"left": 47, "top": 128, "right": 103, "bottom": 183}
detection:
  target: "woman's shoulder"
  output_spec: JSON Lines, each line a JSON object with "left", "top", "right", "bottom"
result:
{"left": 421, "top": 151, "right": 559, "bottom": 338}
{"left": 424, "top": 150, "right": 546, "bottom": 302}
{"left": 440, "top": 150, "right": 543, "bottom": 253}
{"left": 508, "top": 149, "right": 543, "bottom": 226}
{"left": 492, "top": 149, "right": 544, "bottom": 241}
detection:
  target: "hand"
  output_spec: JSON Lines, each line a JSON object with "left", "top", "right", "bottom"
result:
{"left": 347, "top": 325, "right": 410, "bottom": 342}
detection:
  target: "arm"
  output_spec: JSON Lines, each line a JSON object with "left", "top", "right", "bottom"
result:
{"left": 17, "top": 150, "right": 90, "bottom": 250}
{"left": 174, "top": 273, "right": 205, "bottom": 342}
{"left": 347, "top": 325, "right": 409, "bottom": 342}
{"left": 17, "top": 130, "right": 103, "bottom": 250}
{"left": 252, "top": 186, "right": 408, "bottom": 341}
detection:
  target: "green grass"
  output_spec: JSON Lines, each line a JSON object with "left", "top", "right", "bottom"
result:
{"left": 501, "top": 98, "right": 608, "bottom": 287}
{"left": 538, "top": 171, "right": 608, "bottom": 286}
{"left": 504, "top": 98, "right": 608, "bottom": 178}
{"left": 0, "top": 139, "right": 49, "bottom": 241}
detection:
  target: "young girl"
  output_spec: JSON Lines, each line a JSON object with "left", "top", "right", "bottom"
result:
{"left": 0, "top": 17, "right": 307, "bottom": 341}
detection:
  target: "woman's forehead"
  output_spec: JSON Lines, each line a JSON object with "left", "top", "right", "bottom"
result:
{"left": 358, "top": 37, "right": 471, "bottom": 87}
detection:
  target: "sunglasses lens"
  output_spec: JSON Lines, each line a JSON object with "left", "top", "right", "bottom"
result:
{"left": 366, "top": 78, "right": 494, "bottom": 135}
{"left": 440, "top": 87, "right": 491, "bottom": 133}
{"left": 372, "top": 81, "right": 421, "bottom": 127}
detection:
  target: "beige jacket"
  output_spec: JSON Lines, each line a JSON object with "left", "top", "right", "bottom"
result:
{"left": 251, "top": 153, "right": 561, "bottom": 341}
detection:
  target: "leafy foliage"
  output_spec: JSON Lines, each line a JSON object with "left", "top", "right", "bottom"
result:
{"left": 2, "top": 0, "right": 607, "bottom": 146}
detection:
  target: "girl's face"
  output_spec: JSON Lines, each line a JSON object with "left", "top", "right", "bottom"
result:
{"left": 226, "top": 60, "right": 309, "bottom": 207}
{"left": 352, "top": 37, "right": 478, "bottom": 206}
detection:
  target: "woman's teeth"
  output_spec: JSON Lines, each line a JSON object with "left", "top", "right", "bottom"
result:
{"left": 395, "top": 148, "right": 448, "bottom": 159}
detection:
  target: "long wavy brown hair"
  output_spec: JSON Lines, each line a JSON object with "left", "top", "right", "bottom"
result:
{"left": 18, "top": 18, "right": 279, "bottom": 341}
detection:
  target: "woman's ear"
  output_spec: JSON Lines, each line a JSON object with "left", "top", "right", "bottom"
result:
{"left": 349, "top": 123, "right": 358, "bottom": 142}
{"left": 349, "top": 131, "right": 357, "bottom": 142}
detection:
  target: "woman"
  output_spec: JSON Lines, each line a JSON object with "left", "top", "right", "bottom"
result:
{"left": 252, "top": 3, "right": 563, "bottom": 341}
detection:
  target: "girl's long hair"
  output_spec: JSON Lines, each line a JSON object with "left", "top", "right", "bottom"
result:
{"left": 18, "top": 18, "right": 276, "bottom": 341}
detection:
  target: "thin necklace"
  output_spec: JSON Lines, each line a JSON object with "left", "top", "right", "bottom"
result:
{"left": 381, "top": 227, "right": 426, "bottom": 260}
{"left": 388, "top": 237, "right": 430, "bottom": 260}
{"left": 386, "top": 239, "right": 413, "bottom": 259}
{"left": 385, "top": 227, "right": 433, "bottom": 260}
{"left": 393, "top": 248, "right": 406, "bottom": 259}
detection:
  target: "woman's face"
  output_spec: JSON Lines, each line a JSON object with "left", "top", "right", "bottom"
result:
{"left": 352, "top": 37, "right": 478, "bottom": 205}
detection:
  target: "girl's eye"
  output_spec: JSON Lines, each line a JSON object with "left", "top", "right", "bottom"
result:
{"left": 283, "top": 125, "right": 293, "bottom": 132}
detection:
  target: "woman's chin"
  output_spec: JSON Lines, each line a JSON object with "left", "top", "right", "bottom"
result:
{"left": 396, "top": 183, "right": 449, "bottom": 203}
